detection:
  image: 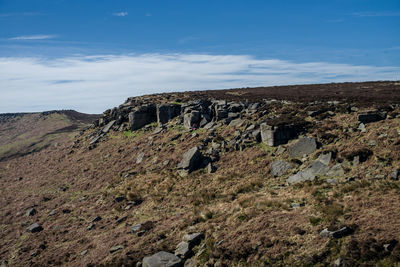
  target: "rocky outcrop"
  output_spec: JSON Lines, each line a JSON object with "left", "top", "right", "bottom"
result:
{"left": 261, "top": 123, "right": 302, "bottom": 146}
{"left": 129, "top": 104, "right": 157, "bottom": 131}
{"left": 157, "top": 104, "right": 181, "bottom": 125}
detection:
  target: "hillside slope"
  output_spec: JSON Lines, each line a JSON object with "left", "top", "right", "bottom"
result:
{"left": 0, "top": 110, "right": 99, "bottom": 161}
{"left": 0, "top": 81, "right": 400, "bottom": 267}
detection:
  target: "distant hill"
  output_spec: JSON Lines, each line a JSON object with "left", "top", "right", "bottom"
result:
{"left": 0, "top": 110, "right": 99, "bottom": 161}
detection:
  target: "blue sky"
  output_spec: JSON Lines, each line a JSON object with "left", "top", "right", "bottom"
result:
{"left": 0, "top": 0, "right": 399, "bottom": 113}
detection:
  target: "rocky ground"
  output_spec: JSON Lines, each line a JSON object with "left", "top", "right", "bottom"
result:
{"left": 1, "top": 81, "right": 400, "bottom": 266}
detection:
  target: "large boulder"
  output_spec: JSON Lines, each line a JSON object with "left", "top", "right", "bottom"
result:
{"left": 142, "top": 251, "right": 182, "bottom": 267}
{"left": 128, "top": 104, "right": 157, "bottom": 131}
{"left": 288, "top": 137, "right": 317, "bottom": 158}
{"left": 177, "top": 147, "right": 203, "bottom": 177}
{"left": 157, "top": 104, "right": 181, "bottom": 125}
{"left": 261, "top": 123, "right": 302, "bottom": 146}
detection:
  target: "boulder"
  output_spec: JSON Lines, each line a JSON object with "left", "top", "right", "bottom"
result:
{"left": 288, "top": 137, "right": 317, "bottom": 158}
{"left": 177, "top": 147, "right": 203, "bottom": 176}
{"left": 142, "top": 251, "right": 182, "bottom": 267}
{"left": 157, "top": 104, "right": 181, "bottom": 125}
{"left": 391, "top": 168, "right": 400, "bottom": 180}
{"left": 270, "top": 160, "right": 292, "bottom": 177}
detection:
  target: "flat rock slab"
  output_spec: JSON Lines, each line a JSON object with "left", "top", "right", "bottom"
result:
{"left": 143, "top": 251, "right": 182, "bottom": 267}
{"left": 289, "top": 137, "right": 317, "bottom": 158}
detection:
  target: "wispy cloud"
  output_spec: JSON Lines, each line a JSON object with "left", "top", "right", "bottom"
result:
{"left": 145, "top": 13, "right": 152, "bottom": 17}
{"left": 9, "top": 35, "right": 56, "bottom": 40}
{"left": 113, "top": 12, "right": 128, "bottom": 17}
{"left": 0, "top": 53, "right": 399, "bottom": 113}
{"left": 352, "top": 11, "right": 400, "bottom": 17}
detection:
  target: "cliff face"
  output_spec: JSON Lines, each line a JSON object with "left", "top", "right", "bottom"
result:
{"left": 1, "top": 82, "right": 400, "bottom": 266}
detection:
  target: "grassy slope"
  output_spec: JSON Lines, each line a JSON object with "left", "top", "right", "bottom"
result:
{"left": 0, "top": 111, "right": 98, "bottom": 161}
{"left": 0, "top": 103, "right": 399, "bottom": 266}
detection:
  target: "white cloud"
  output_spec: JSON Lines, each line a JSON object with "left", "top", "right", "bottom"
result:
{"left": 113, "top": 12, "right": 128, "bottom": 17}
{"left": 0, "top": 53, "right": 399, "bottom": 113}
{"left": 9, "top": 35, "right": 55, "bottom": 40}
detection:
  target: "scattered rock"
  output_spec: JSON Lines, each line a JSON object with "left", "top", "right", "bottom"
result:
{"left": 87, "top": 224, "right": 95, "bottom": 231}
{"left": 136, "top": 152, "right": 145, "bottom": 164}
{"left": 131, "top": 221, "right": 154, "bottom": 236}
{"left": 290, "top": 203, "right": 305, "bottom": 208}
{"left": 102, "top": 120, "right": 116, "bottom": 133}
{"left": 92, "top": 216, "right": 102, "bottom": 222}
{"left": 142, "top": 251, "right": 181, "bottom": 267}
{"left": 320, "top": 226, "right": 353, "bottom": 238}
{"left": 115, "top": 196, "right": 125, "bottom": 202}
{"left": 26, "top": 223, "right": 43, "bottom": 233}
{"left": 81, "top": 250, "right": 88, "bottom": 256}
{"left": 25, "top": 208, "right": 37, "bottom": 217}
{"left": 109, "top": 245, "right": 124, "bottom": 253}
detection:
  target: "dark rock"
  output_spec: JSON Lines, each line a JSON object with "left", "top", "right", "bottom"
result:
{"left": 157, "top": 104, "right": 181, "bottom": 125}
{"left": 142, "top": 251, "right": 181, "bottom": 267}
{"left": 290, "top": 203, "right": 305, "bottom": 208}
{"left": 357, "top": 111, "right": 386, "bottom": 124}
{"left": 92, "top": 216, "right": 102, "bottom": 222}
{"left": 27, "top": 223, "right": 43, "bottom": 233}
{"left": 26, "top": 208, "right": 37, "bottom": 217}
{"left": 288, "top": 137, "right": 317, "bottom": 158}
{"left": 115, "top": 196, "right": 125, "bottom": 202}
{"left": 177, "top": 147, "right": 203, "bottom": 177}
{"left": 87, "top": 224, "right": 95, "bottom": 231}
{"left": 270, "top": 160, "right": 293, "bottom": 177}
